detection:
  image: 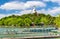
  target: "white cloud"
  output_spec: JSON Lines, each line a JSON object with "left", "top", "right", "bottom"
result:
{"left": 49, "top": 7, "right": 60, "bottom": 14}
{"left": 0, "top": 14, "right": 5, "bottom": 18}
{"left": 0, "top": 2, "right": 24, "bottom": 10}
{"left": 24, "top": 1, "right": 46, "bottom": 8}
{"left": 37, "top": 7, "right": 60, "bottom": 16}
{"left": 0, "top": 1, "right": 46, "bottom": 10}
{"left": 0, "top": 14, "right": 8, "bottom": 18}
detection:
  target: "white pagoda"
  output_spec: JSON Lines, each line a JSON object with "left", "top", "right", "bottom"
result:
{"left": 32, "top": 6, "right": 38, "bottom": 16}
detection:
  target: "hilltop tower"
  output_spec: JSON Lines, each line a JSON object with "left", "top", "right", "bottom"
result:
{"left": 33, "top": 6, "right": 38, "bottom": 16}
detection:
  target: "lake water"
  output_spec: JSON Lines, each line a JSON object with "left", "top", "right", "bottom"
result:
{"left": 0, "top": 28, "right": 60, "bottom": 39}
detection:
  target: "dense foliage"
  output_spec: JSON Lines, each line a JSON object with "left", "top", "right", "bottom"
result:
{"left": 0, "top": 13, "right": 59, "bottom": 27}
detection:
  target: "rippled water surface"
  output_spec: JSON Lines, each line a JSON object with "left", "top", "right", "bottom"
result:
{"left": 0, "top": 28, "right": 59, "bottom": 39}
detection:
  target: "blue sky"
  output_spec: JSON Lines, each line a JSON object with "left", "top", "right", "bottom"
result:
{"left": 0, "top": 0, "right": 60, "bottom": 18}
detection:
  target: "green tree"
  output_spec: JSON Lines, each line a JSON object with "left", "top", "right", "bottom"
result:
{"left": 54, "top": 16, "right": 60, "bottom": 27}
{"left": 40, "top": 17, "right": 49, "bottom": 25}
{"left": 24, "top": 18, "right": 32, "bottom": 27}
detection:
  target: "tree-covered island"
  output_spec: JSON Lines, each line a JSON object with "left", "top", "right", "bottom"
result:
{"left": 0, "top": 13, "right": 59, "bottom": 28}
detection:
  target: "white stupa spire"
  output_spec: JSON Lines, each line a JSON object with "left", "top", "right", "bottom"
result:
{"left": 33, "top": 6, "right": 36, "bottom": 13}
{"left": 32, "top": 6, "right": 38, "bottom": 16}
